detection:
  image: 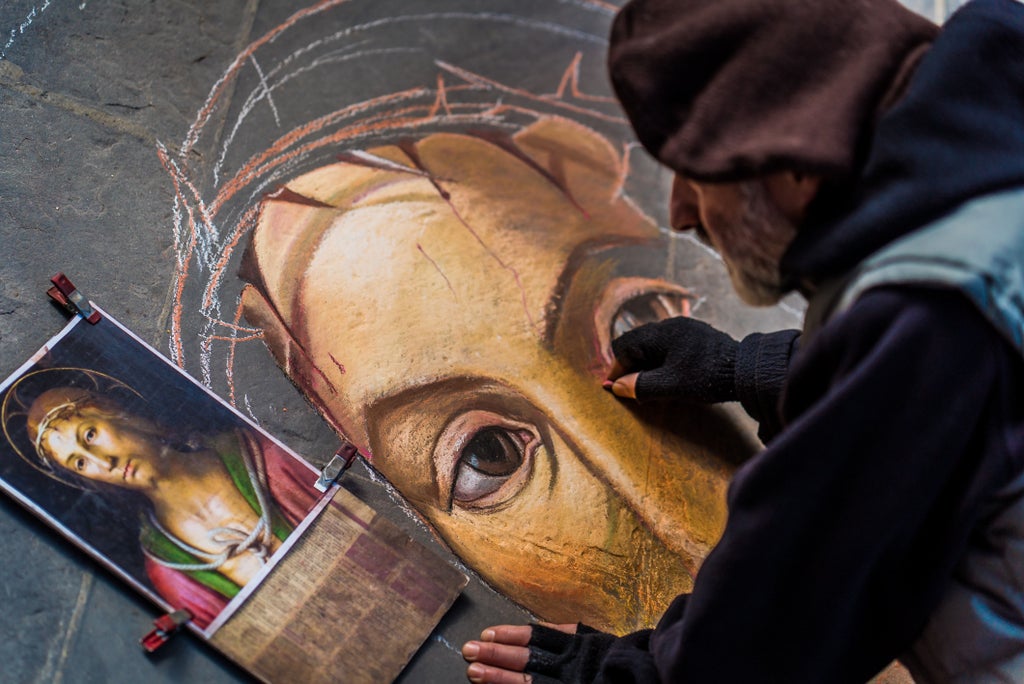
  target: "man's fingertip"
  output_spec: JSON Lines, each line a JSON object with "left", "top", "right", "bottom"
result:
{"left": 611, "top": 380, "right": 635, "bottom": 399}
{"left": 467, "top": 662, "right": 485, "bottom": 683}
{"left": 481, "top": 628, "right": 496, "bottom": 641}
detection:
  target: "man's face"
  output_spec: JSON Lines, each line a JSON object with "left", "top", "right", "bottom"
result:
{"left": 670, "top": 175, "right": 798, "bottom": 306}
{"left": 242, "top": 121, "right": 768, "bottom": 631}
{"left": 33, "top": 393, "right": 164, "bottom": 491}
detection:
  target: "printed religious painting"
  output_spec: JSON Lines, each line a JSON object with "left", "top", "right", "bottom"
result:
{"left": 0, "top": 309, "right": 466, "bottom": 683}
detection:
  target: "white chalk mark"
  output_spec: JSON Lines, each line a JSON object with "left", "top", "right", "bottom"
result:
{"left": 249, "top": 54, "right": 281, "bottom": 128}
{"left": 243, "top": 394, "right": 259, "bottom": 423}
{"left": 433, "top": 633, "right": 461, "bottom": 654}
{"left": 2, "top": 0, "right": 54, "bottom": 61}
{"left": 346, "top": 149, "right": 432, "bottom": 175}
{"left": 174, "top": 6, "right": 623, "bottom": 381}
{"left": 676, "top": 230, "right": 724, "bottom": 261}
{"left": 214, "top": 44, "right": 420, "bottom": 184}
{"left": 210, "top": 11, "right": 607, "bottom": 182}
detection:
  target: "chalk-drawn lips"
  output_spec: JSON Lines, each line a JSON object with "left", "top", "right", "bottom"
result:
{"left": 123, "top": 459, "right": 134, "bottom": 480}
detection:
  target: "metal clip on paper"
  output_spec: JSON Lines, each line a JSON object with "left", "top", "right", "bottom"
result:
{"left": 140, "top": 609, "right": 192, "bottom": 653}
{"left": 315, "top": 441, "right": 360, "bottom": 492}
{"left": 47, "top": 273, "right": 101, "bottom": 324}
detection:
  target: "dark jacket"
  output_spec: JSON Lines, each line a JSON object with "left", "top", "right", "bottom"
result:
{"left": 527, "top": 1, "right": 1024, "bottom": 681}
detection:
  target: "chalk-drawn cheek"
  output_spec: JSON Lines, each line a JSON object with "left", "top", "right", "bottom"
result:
{"left": 593, "top": 278, "right": 696, "bottom": 367}
{"left": 433, "top": 410, "right": 539, "bottom": 513}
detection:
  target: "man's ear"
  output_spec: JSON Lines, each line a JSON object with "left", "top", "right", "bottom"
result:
{"left": 765, "top": 171, "right": 821, "bottom": 225}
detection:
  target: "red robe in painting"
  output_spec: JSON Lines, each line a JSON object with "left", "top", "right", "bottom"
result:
{"left": 144, "top": 432, "right": 321, "bottom": 630}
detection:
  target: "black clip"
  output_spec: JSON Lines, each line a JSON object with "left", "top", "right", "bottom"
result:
{"left": 47, "top": 273, "right": 101, "bottom": 324}
{"left": 315, "top": 441, "right": 360, "bottom": 491}
{"left": 140, "top": 609, "right": 192, "bottom": 653}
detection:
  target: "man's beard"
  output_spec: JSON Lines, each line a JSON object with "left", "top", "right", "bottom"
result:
{"left": 720, "top": 181, "right": 798, "bottom": 306}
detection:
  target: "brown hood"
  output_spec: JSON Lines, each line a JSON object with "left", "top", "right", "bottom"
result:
{"left": 607, "top": 0, "right": 939, "bottom": 183}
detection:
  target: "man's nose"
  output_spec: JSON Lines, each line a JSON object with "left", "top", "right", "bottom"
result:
{"left": 81, "top": 450, "right": 113, "bottom": 470}
{"left": 669, "top": 174, "right": 701, "bottom": 232}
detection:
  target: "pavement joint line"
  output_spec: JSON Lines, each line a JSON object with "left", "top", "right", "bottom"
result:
{"left": 0, "top": 59, "right": 167, "bottom": 151}
{"left": 51, "top": 570, "right": 94, "bottom": 684}
{"left": 31, "top": 570, "right": 93, "bottom": 684}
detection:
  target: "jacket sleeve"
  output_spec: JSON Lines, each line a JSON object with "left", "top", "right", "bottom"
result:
{"left": 526, "top": 286, "right": 1024, "bottom": 683}
{"left": 650, "top": 287, "right": 1022, "bottom": 682}
{"left": 735, "top": 328, "right": 800, "bottom": 442}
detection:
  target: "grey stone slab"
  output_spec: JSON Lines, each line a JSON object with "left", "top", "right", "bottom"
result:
{"left": 0, "top": 86, "right": 174, "bottom": 348}
{"left": 1, "top": 0, "right": 252, "bottom": 145}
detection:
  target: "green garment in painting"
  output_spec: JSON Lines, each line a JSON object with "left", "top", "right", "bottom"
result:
{"left": 138, "top": 429, "right": 294, "bottom": 599}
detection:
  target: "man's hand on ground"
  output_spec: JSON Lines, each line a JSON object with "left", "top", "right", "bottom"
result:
{"left": 462, "top": 623, "right": 577, "bottom": 683}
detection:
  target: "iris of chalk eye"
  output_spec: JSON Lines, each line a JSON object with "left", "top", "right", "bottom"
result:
{"left": 611, "top": 292, "right": 690, "bottom": 340}
{"left": 452, "top": 427, "right": 524, "bottom": 503}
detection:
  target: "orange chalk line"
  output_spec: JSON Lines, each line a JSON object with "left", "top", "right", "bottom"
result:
{"left": 175, "top": 21, "right": 631, "bottom": 398}
{"left": 208, "top": 333, "right": 264, "bottom": 344}
{"left": 202, "top": 203, "right": 260, "bottom": 310}
{"left": 577, "top": 0, "right": 620, "bottom": 12}
{"left": 554, "top": 52, "right": 619, "bottom": 103}
{"left": 161, "top": 142, "right": 225, "bottom": 376}
{"left": 227, "top": 297, "right": 257, "bottom": 406}
{"left": 210, "top": 87, "right": 434, "bottom": 215}
{"left": 431, "top": 73, "right": 452, "bottom": 117}
{"left": 211, "top": 58, "right": 625, "bottom": 216}
{"left": 197, "top": 98, "right": 624, "bottom": 373}
{"left": 435, "top": 61, "right": 623, "bottom": 117}
{"left": 158, "top": 142, "right": 202, "bottom": 369}
{"left": 182, "top": 0, "right": 351, "bottom": 153}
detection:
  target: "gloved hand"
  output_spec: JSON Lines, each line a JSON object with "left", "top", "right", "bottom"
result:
{"left": 462, "top": 622, "right": 657, "bottom": 684}
{"left": 608, "top": 316, "right": 739, "bottom": 404}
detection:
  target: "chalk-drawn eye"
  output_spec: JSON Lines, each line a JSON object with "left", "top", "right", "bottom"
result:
{"left": 610, "top": 290, "right": 693, "bottom": 340}
{"left": 452, "top": 427, "right": 526, "bottom": 503}
{"left": 593, "top": 279, "right": 695, "bottom": 370}
{"left": 435, "top": 410, "right": 539, "bottom": 511}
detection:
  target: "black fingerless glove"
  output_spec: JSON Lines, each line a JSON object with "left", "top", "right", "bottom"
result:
{"left": 526, "top": 623, "right": 658, "bottom": 684}
{"left": 611, "top": 316, "right": 740, "bottom": 404}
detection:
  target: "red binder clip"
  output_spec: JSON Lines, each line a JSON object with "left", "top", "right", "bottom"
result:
{"left": 140, "top": 609, "right": 192, "bottom": 653}
{"left": 47, "top": 273, "right": 101, "bottom": 324}
{"left": 315, "top": 441, "right": 360, "bottom": 492}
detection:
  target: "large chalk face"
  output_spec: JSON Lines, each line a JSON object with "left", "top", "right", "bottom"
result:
{"left": 241, "top": 120, "right": 772, "bottom": 631}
